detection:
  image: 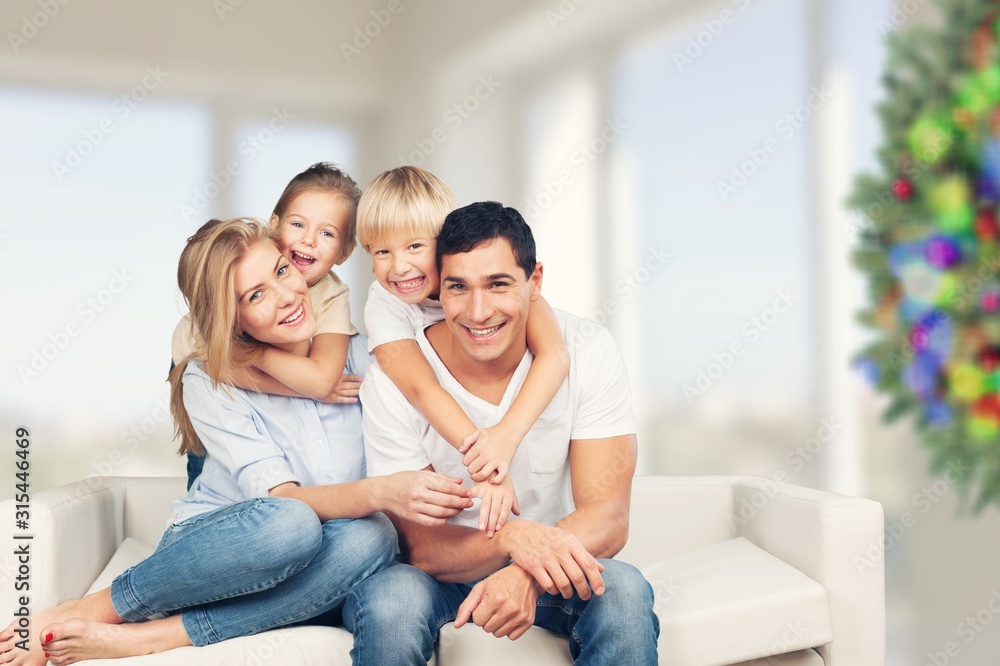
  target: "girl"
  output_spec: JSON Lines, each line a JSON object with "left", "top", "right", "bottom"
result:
{"left": 0, "top": 218, "right": 472, "bottom": 665}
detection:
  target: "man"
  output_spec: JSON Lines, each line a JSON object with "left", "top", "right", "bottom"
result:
{"left": 344, "top": 201, "right": 658, "bottom": 665}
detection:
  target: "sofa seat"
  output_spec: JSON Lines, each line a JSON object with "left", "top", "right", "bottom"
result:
{"left": 644, "top": 537, "right": 832, "bottom": 666}
{"left": 1, "top": 475, "right": 885, "bottom": 665}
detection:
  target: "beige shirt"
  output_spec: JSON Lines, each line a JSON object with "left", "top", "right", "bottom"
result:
{"left": 171, "top": 271, "right": 357, "bottom": 362}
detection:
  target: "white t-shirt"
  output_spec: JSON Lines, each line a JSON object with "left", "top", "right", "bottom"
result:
{"left": 361, "top": 309, "right": 636, "bottom": 529}
{"left": 363, "top": 280, "right": 445, "bottom": 352}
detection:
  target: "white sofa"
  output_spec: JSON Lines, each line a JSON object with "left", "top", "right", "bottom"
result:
{"left": 0, "top": 475, "right": 884, "bottom": 665}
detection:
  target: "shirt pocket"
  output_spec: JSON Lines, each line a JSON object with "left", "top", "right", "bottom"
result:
{"left": 523, "top": 384, "right": 573, "bottom": 474}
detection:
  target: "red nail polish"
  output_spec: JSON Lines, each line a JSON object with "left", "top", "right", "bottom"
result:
{"left": 43, "top": 632, "right": 53, "bottom": 643}
{"left": 44, "top": 653, "right": 49, "bottom": 659}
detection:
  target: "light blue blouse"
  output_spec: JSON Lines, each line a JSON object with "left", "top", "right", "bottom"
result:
{"left": 170, "top": 335, "right": 372, "bottom": 525}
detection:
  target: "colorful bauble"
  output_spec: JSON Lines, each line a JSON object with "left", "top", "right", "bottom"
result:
{"left": 930, "top": 176, "right": 973, "bottom": 234}
{"left": 892, "top": 177, "right": 914, "bottom": 200}
{"left": 975, "top": 209, "right": 999, "bottom": 241}
{"left": 905, "top": 352, "right": 940, "bottom": 398}
{"left": 951, "top": 363, "right": 987, "bottom": 401}
{"left": 908, "top": 116, "right": 953, "bottom": 164}
{"left": 924, "top": 234, "right": 963, "bottom": 268}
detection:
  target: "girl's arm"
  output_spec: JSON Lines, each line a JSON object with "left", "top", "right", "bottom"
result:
{"left": 373, "top": 339, "right": 479, "bottom": 449}
{"left": 463, "top": 295, "right": 570, "bottom": 482}
{"left": 234, "top": 333, "right": 354, "bottom": 403}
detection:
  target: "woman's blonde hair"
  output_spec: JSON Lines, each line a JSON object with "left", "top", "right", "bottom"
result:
{"left": 356, "top": 166, "right": 457, "bottom": 252}
{"left": 168, "top": 217, "right": 276, "bottom": 456}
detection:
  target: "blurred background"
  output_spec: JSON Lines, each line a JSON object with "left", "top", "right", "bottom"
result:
{"left": 1, "top": 0, "right": 997, "bottom": 662}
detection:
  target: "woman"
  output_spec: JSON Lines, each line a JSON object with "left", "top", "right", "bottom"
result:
{"left": 0, "top": 218, "right": 473, "bottom": 665}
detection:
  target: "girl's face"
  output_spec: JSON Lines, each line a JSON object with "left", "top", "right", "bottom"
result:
{"left": 272, "top": 189, "right": 352, "bottom": 287}
{"left": 234, "top": 240, "right": 315, "bottom": 354}
{"left": 369, "top": 235, "right": 440, "bottom": 304}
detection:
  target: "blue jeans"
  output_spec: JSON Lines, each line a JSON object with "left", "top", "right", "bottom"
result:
{"left": 110, "top": 496, "right": 396, "bottom": 646}
{"left": 342, "top": 558, "right": 659, "bottom": 665}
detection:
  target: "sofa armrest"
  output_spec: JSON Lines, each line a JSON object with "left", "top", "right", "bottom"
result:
{"left": 732, "top": 477, "right": 885, "bottom": 666}
{"left": 0, "top": 476, "right": 130, "bottom": 618}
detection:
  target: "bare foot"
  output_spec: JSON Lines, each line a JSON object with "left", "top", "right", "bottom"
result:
{"left": 0, "top": 600, "right": 81, "bottom": 666}
{"left": 42, "top": 616, "right": 189, "bottom": 665}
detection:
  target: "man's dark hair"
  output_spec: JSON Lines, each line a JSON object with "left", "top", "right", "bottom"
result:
{"left": 436, "top": 201, "right": 536, "bottom": 278}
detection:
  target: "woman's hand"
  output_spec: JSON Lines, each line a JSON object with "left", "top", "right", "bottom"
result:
{"left": 377, "top": 470, "right": 474, "bottom": 526}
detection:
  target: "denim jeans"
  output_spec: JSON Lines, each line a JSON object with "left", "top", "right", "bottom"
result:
{"left": 342, "top": 558, "right": 659, "bottom": 665}
{"left": 110, "top": 496, "right": 397, "bottom": 646}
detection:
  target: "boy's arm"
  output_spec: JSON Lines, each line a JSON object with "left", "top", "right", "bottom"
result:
{"left": 374, "top": 339, "right": 479, "bottom": 449}
{"left": 251, "top": 332, "right": 351, "bottom": 402}
{"left": 463, "top": 295, "right": 570, "bottom": 481}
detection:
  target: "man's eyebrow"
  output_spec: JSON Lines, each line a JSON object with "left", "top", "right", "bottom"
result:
{"left": 486, "top": 273, "right": 517, "bottom": 282}
{"left": 442, "top": 275, "right": 467, "bottom": 285}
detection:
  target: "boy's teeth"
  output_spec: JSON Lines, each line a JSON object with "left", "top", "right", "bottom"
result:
{"left": 469, "top": 324, "right": 502, "bottom": 337}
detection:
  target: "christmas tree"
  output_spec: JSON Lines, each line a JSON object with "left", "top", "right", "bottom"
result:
{"left": 851, "top": 0, "right": 1000, "bottom": 510}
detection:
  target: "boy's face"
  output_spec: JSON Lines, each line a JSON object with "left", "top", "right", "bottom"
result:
{"left": 369, "top": 235, "right": 439, "bottom": 304}
{"left": 271, "top": 189, "right": 352, "bottom": 287}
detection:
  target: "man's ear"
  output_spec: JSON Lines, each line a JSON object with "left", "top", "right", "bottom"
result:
{"left": 268, "top": 214, "right": 281, "bottom": 230}
{"left": 529, "top": 262, "right": 543, "bottom": 301}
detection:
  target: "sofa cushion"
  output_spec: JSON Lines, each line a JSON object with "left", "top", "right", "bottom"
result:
{"left": 437, "top": 624, "right": 571, "bottom": 665}
{"left": 730, "top": 649, "right": 823, "bottom": 666}
{"left": 643, "top": 537, "right": 832, "bottom": 666}
{"left": 85, "top": 538, "right": 155, "bottom": 596}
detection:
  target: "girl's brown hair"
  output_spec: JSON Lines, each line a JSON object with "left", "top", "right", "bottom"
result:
{"left": 271, "top": 162, "right": 361, "bottom": 265}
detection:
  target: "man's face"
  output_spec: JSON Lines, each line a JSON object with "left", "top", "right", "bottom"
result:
{"left": 438, "top": 237, "right": 541, "bottom": 365}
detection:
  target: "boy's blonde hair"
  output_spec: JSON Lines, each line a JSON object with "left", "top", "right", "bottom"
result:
{"left": 168, "top": 217, "right": 276, "bottom": 456}
{"left": 272, "top": 162, "right": 361, "bottom": 265}
{"left": 356, "top": 166, "right": 457, "bottom": 252}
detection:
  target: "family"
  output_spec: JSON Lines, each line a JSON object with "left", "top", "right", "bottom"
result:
{"left": 0, "top": 163, "right": 659, "bottom": 665}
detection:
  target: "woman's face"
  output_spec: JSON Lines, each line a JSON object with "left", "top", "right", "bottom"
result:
{"left": 233, "top": 240, "right": 315, "bottom": 354}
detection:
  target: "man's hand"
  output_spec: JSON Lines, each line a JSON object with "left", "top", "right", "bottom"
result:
{"left": 471, "top": 475, "right": 520, "bottom": 538}
{"left": 497, "top": 520, "right": 605, "bottom": 599}
{"left": 377, "top": 471, "right": 473, "bottom": 526}
{"left": 454, "top": 564, "right": 541, "bottom": 640}
{"left": 460, "top": 424, "right": 519, "bottom": 483}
